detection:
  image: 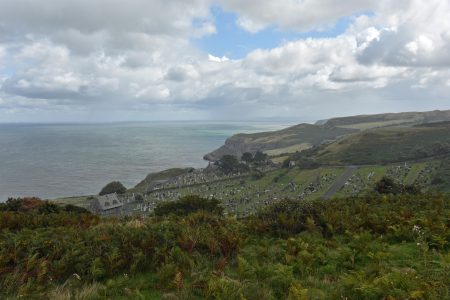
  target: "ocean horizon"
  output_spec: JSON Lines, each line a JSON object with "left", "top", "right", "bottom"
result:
{"left": 0, "top": 121, "right": 296, "bottom": 201}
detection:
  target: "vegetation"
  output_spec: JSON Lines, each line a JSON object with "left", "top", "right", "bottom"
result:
{"left": 311, "top": 122, "right": 450, "bottom": 165}
{"left": 374, "top": 176, "right": 421, "bottom": 195}
{"left": 154, "top": 195, "right": 223, "bottom": 217}
{"left": 99, "top": 181, "right": 127, "bottom": 195}
{"left": 431, "top": 158, "right": 450, "bottom": 192}
{"left": 216, "top": 155, "right": 249, "bottom": 174}
{"left": 1, "top": 194, "right": 449, "bottom": 299}
{"left": 241, "top": 152, "right": 254, "bottom": 164}
{"left": 204, "top": 123, "right": 357, "bottom": 161}
{"left": 132, "top": 168, "right": 195, "bottom": 194}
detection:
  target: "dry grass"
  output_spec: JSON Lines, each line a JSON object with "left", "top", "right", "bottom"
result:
{"left": 264, "top": 143, "right": 312, "bottom": 156}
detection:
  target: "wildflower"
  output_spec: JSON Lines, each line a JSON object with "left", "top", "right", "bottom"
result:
{"left": 417, "top": 243, "right": 421, "bottom": 246}
{"left": 413, "top": 225, "right": 421, "bottom": 233}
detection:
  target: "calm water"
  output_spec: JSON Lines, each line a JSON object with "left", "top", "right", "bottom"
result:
{"left": 0, "top": 122, "right": 292, "bottom": 200}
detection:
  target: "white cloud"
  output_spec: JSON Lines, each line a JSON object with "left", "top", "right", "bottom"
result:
{"left": 208, "top": 54, "right": 230, "bottom": 63}
{"left": 1, "top": 0, "right": 450, "bottom": 122}
{"left": 357, "top": 0, "right": 450, "bottom": 67}
{"left": 219, "top": 0, "right": 377, "bottom": 32}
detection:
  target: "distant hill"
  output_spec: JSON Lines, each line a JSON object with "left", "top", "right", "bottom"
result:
{"left": 203, "top": 124, "right": 357, "bottom": 161}
{"left": 204, "top": 109, "right": 450, "bottom": 161}
{"left": 302, "top": 121, "right": 450, "bottom": 165}
{"left": 317, "top": 109, "right": 450, "bottom": 129}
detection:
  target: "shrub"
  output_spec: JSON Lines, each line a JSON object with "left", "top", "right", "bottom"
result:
{"left": 64, "top": 204, "right": 90, "bottom": 214}
{"left": 99, "top": 181, "right": 126, "bottom": 195}
{"left": 255, "top": 199, "right": 326, "bottom": 237}
{"left": 375, "top": 177, "right": 420, "bottom": 195}
{"left": 154, "top": 195, "right": 224, "bottom": 217}
{"left": 241, "top": 152, "right": 254, "bottom": 164}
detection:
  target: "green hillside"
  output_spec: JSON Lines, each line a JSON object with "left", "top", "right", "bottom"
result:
{"left": 305, "top": 122, "right": 450, "bottom": 165}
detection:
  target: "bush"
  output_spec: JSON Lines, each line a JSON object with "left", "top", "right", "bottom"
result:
{"left": 241, "top": 152, "right": 253, "bottom": 164}
{"left": 216, "top": 155, "right": 249, "bottom": 174}
{"left": 255, "top": 199, "right": 326, "bottom": 237}
{"left": 64, "top": 204, "right": 90, "bottom": 214}
{"left": 99, "top": 181, "right": 126, "bottom": 195}
{"left": 375, "top": 177, "right": 421, "bottom": 195}
{"left": 253, "top": 151, "right": 268, "bottom": 166}
{"left": 154, "top": 195, "right": 224, "bottom": 217}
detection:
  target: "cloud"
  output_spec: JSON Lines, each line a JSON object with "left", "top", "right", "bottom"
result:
{"left": 0, "top": 0, "right": 450, "bottom": 122}
{"left": 357, "top": 0, "right": 450, "bottom": 67}
{"left": 219, "top": 0, "right": 377, "bottom": 32}
{"left": 208, "top": 54, "right": 230, "bottom": 63}
{"left": 0, "top": 0, "right": 212, "bottom": 37}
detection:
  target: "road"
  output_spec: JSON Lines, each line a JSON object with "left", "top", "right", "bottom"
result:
{"left": 321, "top": 166, "right": 358, "bottom": 200}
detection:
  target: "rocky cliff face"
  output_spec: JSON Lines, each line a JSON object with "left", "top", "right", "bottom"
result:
{"left": 203, "top": 135, "right": 282, "bottom": 161}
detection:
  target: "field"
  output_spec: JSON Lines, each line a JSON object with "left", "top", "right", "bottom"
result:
{"left": 264, "top": 143, "right": 312, "bottom": 156}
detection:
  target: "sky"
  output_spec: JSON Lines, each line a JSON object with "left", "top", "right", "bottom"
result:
{"left": 0, "top": 0, "right": 450, "bottom": 123}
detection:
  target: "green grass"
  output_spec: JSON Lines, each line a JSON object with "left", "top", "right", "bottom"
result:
{"left": 51, "top": 195, "right": 91, "bottom": 208}
{"left": 336, "top": 118, "right": 419, "bottom": 130}
{"left": 404, "top": 162, "right": 428, "bottom": 185}
{"left": 264, "top": 143, "right": 312, "bottom": 156}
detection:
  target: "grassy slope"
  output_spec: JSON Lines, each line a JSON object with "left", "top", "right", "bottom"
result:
{"left": 264, "top": 142, "right": 312, "bottom": 156}
{"left": 314, "top": 122, "right": 450, "bottom": 165}
{"left": 204, "top": 124, "right": 357, "bottom": 161}
{"left": 51, "top": 195, "right": 92, "bottom": 208}
{"left": 131, "top": 168, "right": 194, "bottom": 193}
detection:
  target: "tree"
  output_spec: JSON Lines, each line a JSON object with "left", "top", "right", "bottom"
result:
{"left": 217, "top": 155, "right": 249, "bottom": 174}
{"left": 99, "top": 181, "right": 126, "bottom": 195}
{"left": 135, "top": 194, "right": 144, "bottom": 203}
{"left": 253, "top": 151, "right": 268, "bottom": 166}
{"left": 375, "top": 177, "right": 402, "bottom": 195}
{"left": 241, "top": 152, "right": 253, "bottom": 164}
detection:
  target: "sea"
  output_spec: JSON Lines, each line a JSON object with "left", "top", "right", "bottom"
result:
{"left": 0, "top": 121, "right": 294, "bottom": 201}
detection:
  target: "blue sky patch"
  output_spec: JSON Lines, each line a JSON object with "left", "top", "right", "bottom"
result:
{"left": 194, "top": 7, "right": 371, "bottom": 59}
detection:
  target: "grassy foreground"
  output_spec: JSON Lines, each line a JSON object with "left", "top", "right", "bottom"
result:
{"left": 1, "top": 194, "right": 449, "bottom": 299}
